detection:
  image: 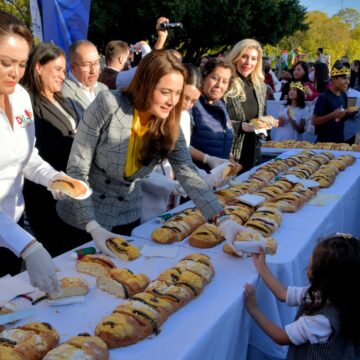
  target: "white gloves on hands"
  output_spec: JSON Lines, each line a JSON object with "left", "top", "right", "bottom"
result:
{"left": 86, "top": 220, "right": 117, "bottom": 258}
{"left": 203, "top": 154, "right": 228, "bottom": 169}
{"left": 22, "top": 241, "right": 60, "bottom": 297}
{"left": 49, "top": 172, "right": 68, "bottom": 201}
{"left": 171, "top": 181, "right": 187, "bottom": 197}
{"left": 218, "top": 219, "right": 247, "bottom": 256}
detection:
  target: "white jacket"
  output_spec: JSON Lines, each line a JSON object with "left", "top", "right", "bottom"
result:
{"left": 0, "top": 85, "right": 58, "bottom": 255}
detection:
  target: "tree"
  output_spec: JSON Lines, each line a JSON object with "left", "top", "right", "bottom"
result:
{"left": 336, "top": 7, "right": 360, "bottom": 29}
{"left": 88, "top": 0, "right": 307, "bottom": 63}
{"left": 0, "top": 0, "right": 31, "bottom": 26}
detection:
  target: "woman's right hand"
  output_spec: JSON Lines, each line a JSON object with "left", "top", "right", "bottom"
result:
{"left": 86, "top": 221, "right": 117, "bottom": 258}
{"left": 241, "top": 122, "right": 255, "bottom": 132}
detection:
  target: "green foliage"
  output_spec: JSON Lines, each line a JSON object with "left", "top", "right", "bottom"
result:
{"left": 0, "top": 0, "right": 31, "bottom": 26}
{"left": 88, "top": 0, "right": 307, "bottom": 63}
{"left": 336, "top": 8, "right": 360, "bottom": 29}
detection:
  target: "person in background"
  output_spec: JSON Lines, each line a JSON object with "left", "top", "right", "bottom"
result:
{"left": 115, "top": 17, "right": 170, "bottom": 89}
{"left": 62, "top": 40, "right": 108, "bottom": 119}
{"left": 316, "top": 47, "right": 328, "bottom": 64}
{"left": 190, "top": 58, "right": 235, "bottom": 172}
{"left": 0, "top": 12, "right": 71, "bottom": 295}
{"left": 279, "top": 67, "right": 292, "bottom": 92}
{"left": 57, "top": 50, "right": 245, "bottom": 257}
{"left": 350, "top": 60, "right": 360, "bottom": 92}
{"left": 98, "top": 40, "right": 130, "bottom": 89}
{"left": 312, "top": 63, "right": 353, "bottom": 143}
{"left": 263, "top": 56, "right": 281, "bottom": 92}
{"left": 307, "top": 61, "right": 330, "bottom": 100}
{"left": 244, "top": 234, "right": 360, "bottom": 359}
{"left": 225, "top": 39, "right": 266, "bottom": 172}
{"left": 20, "top": 42, "right": 86, "bottom": 257}
{"left": 281, "top": 61, "right": 310, "bottom": 100}
{"left": 272, "top": 82, "right": 310, "bottom": 141}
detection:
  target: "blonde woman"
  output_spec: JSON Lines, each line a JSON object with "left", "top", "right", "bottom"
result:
{"left": 225, "top": 39, "right": 266, "bottom": 172}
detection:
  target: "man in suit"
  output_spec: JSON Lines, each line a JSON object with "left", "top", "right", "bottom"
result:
{"left": 62, "top": 40, "right": 108, "bottom": 119}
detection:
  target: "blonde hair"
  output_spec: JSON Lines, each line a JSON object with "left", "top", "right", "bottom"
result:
{"left": 225, "top": 39, "right": 264, "bottom": 99}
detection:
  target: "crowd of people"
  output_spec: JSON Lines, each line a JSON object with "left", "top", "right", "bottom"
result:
{"left": 0, "top": 10, "right": 360, "bottom": 359}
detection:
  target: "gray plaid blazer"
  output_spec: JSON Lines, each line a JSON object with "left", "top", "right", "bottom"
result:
{"left": 57, "top": 90, "right": 223, "bottom": 230}
{"left": 61, "top": 77, "right": 108, "bottom": 120}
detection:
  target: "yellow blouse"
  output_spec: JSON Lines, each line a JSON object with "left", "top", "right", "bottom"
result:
{"left": 124, "top": 109, "right": 149, "bottom": 177}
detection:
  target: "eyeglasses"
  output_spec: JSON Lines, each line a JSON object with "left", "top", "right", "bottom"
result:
{"left": 73, "top": 59, "right": 100, "bottom": 70}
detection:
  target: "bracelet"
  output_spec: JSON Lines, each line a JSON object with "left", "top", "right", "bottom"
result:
{"left": 208, "top": 210, "right": 229, "bottom": 226}
{"left": 21, "top": 241, "right": 43, "bottom": 259}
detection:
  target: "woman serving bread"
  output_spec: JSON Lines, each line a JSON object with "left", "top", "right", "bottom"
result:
{"left": 57, "top": 50, "right": 246, "bottom": 257}
{"left": 0, "top": 12, "right": 82, "bottom": 296}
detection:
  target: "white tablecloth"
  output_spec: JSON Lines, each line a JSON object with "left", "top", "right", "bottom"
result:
{"left": 11, "top": 236, "right": 258, "bottom": 360}
{"left": 6, "top": 150, "right": 360, "bottom": 360}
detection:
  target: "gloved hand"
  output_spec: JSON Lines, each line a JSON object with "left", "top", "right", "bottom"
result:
{"left": 171, "top": 181, "right": 187, "bottom": 197}
{"left": 86, "top": 220, "right": 117, "bottom": 257}
{"left": 22, "top": 241, "right": 60, "bottom": 297}
{"left": 218, "top": 218, "right": 247, "bottom": 256}
{"left": 48, "top": 172, "right": 69, "bottom": 201}
{"left": 203, "top": 154, "right": 228, "bottom": 169}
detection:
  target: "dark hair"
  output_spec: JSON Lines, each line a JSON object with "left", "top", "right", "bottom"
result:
{"left": 317, "top": 47, "right": 323, "bottom": 54}
{"left": 69, "top": 40, "right": 96, "bottom": 63}
{"left": 201, "top": 57, "right": 234, "bottom": 79}
{"left": 21, "top": 42, "right": 66, "bottom": 110}
{"left": 292, "top": 61, "right": 309, "bottom": 82}
{"left": 104, "top": 40, "right": 129, "bottom": 64}
{"left": 314, "top": 62, "right": 329, "bottom": 93}
{"left": 183, "top": 63, "right": 202, "bottom": 91}
{"left": 285, "top": 87, "right": 305, "bottom": 108}
{"left": 305, "top": 234, "right": 360, "bottom": 344}
{"left": 0, "top": 11, "right": 33, "bottom": 49}
{"left": 123, "top": 49, "right": 186, "bottom": 165}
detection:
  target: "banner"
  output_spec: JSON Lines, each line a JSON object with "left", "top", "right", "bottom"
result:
{"left": 29, "top": 0, "right": 43, "bottom": 44}
{"left": 39, "top": 0, "right": 92, "bottom": 60}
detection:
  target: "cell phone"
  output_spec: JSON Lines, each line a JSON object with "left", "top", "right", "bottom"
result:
{"left": 347, "top": 97, "right": 357, "bottom": 108}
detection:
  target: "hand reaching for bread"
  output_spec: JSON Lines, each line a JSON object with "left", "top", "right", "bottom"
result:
{"left": 218, "top": 218, "right": 247, "bottom": 256}
{"left": 48, "top": 172, "right": 91, "bottom": 200}
{"left": 86, "top": 221, "right": 118, "bottom": 258}
{"left": 203, "top": 154, "right": 228, "bottom": 169}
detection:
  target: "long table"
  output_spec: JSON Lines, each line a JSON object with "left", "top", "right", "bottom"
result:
{"left": 10, "top": 236, "right": 258, "bottom": 360}
{"left": 6, "top": 150, "right": 360, "bottom": 360}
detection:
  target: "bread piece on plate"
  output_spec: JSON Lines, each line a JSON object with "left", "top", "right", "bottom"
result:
{"left": 95, "top": 312, "right": 147, "bottom": 348}
{"left": 0, "top": 301, "right": 16, "bottom": 314}
{"left": 48, "top": 277, "right": 89, "bottom": 300}
{"left": 97, "top": 269, "right": 150, "bottom": 298}
{"left": 222, "top": 162, "right": 243, "bottom": 179}
{"left": 76, "top": 255, "right": 116, "bottom": 277}
{"left": 48, "top": 175, "right": 87, "bottom": 199}
{"left": 106, "top": 237, "right": 140, "bottom": 261}
{"left": 189, "top": 223, "right": 225, "bottom": 248}
{"left": 43, "top": 334, "right": 109, "bottom": 360}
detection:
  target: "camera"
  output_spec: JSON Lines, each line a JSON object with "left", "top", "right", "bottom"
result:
{"left": 159, "top": 22, "right": 183, "bottom": 30}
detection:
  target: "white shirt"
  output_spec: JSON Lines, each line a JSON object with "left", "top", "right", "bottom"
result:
{"left": 0, "top": 85, "right": 58, "bottom": 255}
{"left": 272, "top": 105, "right": 311, "bottom": 142}
{"left": 68, "top": 72, "right": 98, "bottom": 102}
{"left": 285, "top": 286, "right": 332, "bottom": 345}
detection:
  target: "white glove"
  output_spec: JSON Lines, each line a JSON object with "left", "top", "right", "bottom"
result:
{"left": 203, "top": 154, "right": 228, "bottom": 169}
{"left": 171, "top": 181, "right": 187, "bottom": 197}
{"left": 22, "top": 241, "right": 60, "bottom": 297}
{"left": 86, "top": 220, "right": 117, "bottom": 257}
{"left": 218, "top": 218, "right": 247, "bottom": 256}
{"left": 48, "top": 172, "right": 69, "bottom": 200}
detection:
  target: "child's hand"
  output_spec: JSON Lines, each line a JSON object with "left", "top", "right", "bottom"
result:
{"left": 244, "top": 283, "right": 257, "bottom": 313}
{"left": 252, "top": 246, "right": 267, "bottom": 274}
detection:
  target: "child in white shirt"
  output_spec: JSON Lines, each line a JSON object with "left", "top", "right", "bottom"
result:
{"left": 244, "top": 234, "right": 360, "bottom": 359}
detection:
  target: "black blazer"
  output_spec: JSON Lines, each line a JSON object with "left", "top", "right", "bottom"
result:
{"left": 32, "top": 96, "right": 78, "bottom": 171}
